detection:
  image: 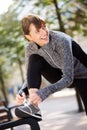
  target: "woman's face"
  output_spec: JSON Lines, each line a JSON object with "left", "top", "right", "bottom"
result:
{"left": 25, "top": 23, "right": 49, "bottom": 47}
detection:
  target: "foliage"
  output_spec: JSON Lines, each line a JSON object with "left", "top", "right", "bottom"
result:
{"left": 0, "top": 0, "right": 87, "bottom": 98}
{"left": 0, "top": 3, "right": 25, "bottom": 90}
{"left": 32, "top": 0, "right": 87, "bottom": 36}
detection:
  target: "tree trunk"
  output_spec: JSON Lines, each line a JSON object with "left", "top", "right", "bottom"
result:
{"left": 0, "top": 68, "right": 8, "bottom": 104}
{"left": 53, "top": 0, "right": 65, "bottom": 32}
{"left": 17, "top": 56, "right": 24, "bottom": 84}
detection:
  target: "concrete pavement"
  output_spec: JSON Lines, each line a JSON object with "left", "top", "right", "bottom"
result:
{"left": 39, "top": 93, "right": 87, "bottom": 130}
{"left": 12, "top": 89, "right": 87, "bottom": 130}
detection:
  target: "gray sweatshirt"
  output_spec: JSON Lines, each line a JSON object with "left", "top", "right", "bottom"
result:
{"left": 21, "top": 31, "right": 87, "bottom": 100}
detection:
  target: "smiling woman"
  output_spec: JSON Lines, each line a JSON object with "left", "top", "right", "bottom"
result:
{"left": 0, "top": 0, "right": 13, "bottom": 14}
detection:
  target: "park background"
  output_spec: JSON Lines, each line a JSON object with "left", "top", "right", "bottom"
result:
{"left": 0, "top": 1, "right": 87, "bottom": 129}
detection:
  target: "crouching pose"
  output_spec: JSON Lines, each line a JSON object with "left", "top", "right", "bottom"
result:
{"left": 15, "top": 14, "right": 87, "bottom": 120}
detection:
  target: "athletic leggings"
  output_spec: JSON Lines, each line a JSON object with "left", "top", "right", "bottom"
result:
{"left": 27, "top": 42, "right": 87, "bottom": 114}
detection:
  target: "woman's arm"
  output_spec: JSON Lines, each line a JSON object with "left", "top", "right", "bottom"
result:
{"left": 37, "top": 38, "right": 74, "bottom": 100}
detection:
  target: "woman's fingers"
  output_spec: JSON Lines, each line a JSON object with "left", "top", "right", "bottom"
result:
{"left": 16, "top": 93, "right": 26, "bottom": 105}
{"left": 29, "top": 93, "right": 42, "bottom": 106}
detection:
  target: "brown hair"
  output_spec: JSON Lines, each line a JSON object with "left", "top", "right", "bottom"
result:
{"left": 22, "top": 14, "right": 46, "bottom": 35}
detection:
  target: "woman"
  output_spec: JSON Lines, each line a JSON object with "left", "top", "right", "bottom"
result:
{"left": 15, "top": 14, "right": 87, "bottom": 120}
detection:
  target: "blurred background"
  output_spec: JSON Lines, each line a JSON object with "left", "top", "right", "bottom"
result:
{"left": 0, "top": 0, "right": 87, "bottom": 107}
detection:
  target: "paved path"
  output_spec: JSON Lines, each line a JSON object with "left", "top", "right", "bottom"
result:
{"left": 39, "top": 94, "right": 87, "bottom": 130}
{"left": 10, "top": 89, "right": 87, "bottom": 130}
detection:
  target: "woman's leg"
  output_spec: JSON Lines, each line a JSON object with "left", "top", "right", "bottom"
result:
{"left": 72, "top": 41, "right": 87, "bottom": 67}
{"left": 15, "top": 54, "right": 62, "bottom": 119}
{"left": 73, "top": 79, "right": 87, "bottom": 115}
{"left": 27, "top": 54, "right": 62, "bottom": 89}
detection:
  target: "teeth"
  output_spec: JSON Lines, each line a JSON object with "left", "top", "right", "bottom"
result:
{"left": 41, "top": 36, "right": 47, "bottom": 39}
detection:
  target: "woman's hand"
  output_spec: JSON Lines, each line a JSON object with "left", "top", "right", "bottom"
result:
{"left": 16, "top": 92, "right": 26, "bottom": 105}
{"left": 29, "top": 88, "right": 42, "bottom": 107}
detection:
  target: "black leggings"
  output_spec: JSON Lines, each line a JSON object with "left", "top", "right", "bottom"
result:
{"left": 27, "top": 54, "right": 62, "bottom": 88}
{"left": 27, "top": 40, "right": 87, "bottom": 88}
{"left": 27, "top": 54, "right": 87, "bottom": 114}
{"left": 72, "top": 41, "right": 87, "bottom": 67}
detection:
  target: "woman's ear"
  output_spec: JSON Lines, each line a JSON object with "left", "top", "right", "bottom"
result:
{"left": 24, "top": 35, "right": 32, "bottom": 41}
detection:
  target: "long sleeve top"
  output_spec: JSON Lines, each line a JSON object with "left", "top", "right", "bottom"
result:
{"left": 20, "top": 31, "right": 87, "bottom": 100}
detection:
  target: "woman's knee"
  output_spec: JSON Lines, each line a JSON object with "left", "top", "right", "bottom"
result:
{"left": 28, "top": 54, "right": 44, "bottom": 70}
{"left": 29, "top": 54, "right": 42, "bottom": 63}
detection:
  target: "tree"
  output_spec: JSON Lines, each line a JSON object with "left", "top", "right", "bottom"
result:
{"left": 0, "top": 55, "right": 12, "bottom": 104}
{"left": 0, "top": 3, "right": 25, "bottom": 100}
{"left": 0, "top": 7, "right": 25, "bottom": 84}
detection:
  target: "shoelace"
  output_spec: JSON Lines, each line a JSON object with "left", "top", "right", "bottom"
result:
{"left": 24, "top": 102, "right": 33, "bottom": 114}
{"left": 23, "top": 98, "right": 39, "bottom": 110}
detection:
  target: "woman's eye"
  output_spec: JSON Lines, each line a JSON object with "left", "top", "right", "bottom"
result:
{"left": 36, "top": 30, "right": 40, "bottom": 33}
{"left": 35, "top": 30, "right": 40, "bottom": 33}
{"left": 42, "top": 26, "right": 47, "bottom": 30}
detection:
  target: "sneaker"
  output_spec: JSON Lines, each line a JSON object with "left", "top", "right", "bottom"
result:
{"left": 15, "top": 103, "right": 42, "bottom": 121}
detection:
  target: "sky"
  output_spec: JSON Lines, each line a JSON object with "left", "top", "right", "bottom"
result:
{"left": 0, "top": 0, "right": 13, "bottom": 14}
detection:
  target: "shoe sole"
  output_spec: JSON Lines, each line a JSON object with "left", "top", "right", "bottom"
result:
{"left": 15, "top": 107, "right": 42, "bottom": 121}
